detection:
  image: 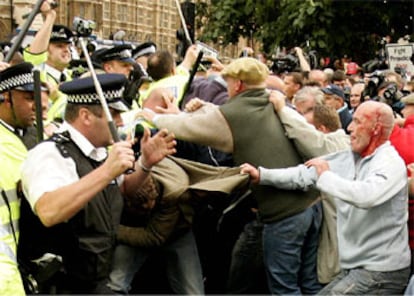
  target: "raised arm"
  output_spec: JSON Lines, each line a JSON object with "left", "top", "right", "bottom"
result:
{"left": 27, "top": 0, "right": 57, "bottom": 54}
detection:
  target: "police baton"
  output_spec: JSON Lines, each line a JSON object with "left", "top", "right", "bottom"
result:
{"left": 4, "top": 0, "right": 58, "bottom": 62}
{"left": 33, "top": 70, "right": 44, "bottom": 143}
{"left": 179, "top": 50, "right": 203, "bottom": 109}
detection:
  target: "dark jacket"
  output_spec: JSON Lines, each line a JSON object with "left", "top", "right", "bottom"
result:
{"left": 18, "top": 132, "right": 123, "bottom": 292}
{"left": 220, "top": 89, "right": 319, "bottom": 223}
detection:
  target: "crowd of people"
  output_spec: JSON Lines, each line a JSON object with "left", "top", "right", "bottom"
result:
{"left": 1, "top": 1, "right": 414, "bottom": 295}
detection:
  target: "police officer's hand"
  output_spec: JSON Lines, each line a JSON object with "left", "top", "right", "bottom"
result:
{"left": 40, "top": 0, "right": 57, "bottom": 17}
{"left": 104, "top": 141, "right": 135, "bottom": 178}
{"left": 44, "top": 81, "right": 60, "bottom": 102}
{"left": 240, "top": 163, "right": 260, "bottom": 184}
{"left": 181, "top": 45, "right": 199, "bottom": 71}
{"left": 305, "top": 157, "right": 330, "bottom": 176}
{"left": 184, "top": 98, "right": 204, "bottom": 112}
{"left": 140, "top": 128, "right": 176, "bottom": 169}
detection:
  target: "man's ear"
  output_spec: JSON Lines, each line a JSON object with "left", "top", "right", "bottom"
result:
{"left": 316, "top": 124, "right": 329, "bottom": 133}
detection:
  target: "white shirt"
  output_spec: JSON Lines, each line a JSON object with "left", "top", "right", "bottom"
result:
{"left": 21, "top": 122, "right": 120, "bottom": 212}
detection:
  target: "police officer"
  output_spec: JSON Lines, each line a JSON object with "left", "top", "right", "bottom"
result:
{"left": 0, "top": 62, "right": 49, "bottom": 295}
{"left": 20, "top": 73, "right": 176, "bottom": 293}
{"left": 132, "top": 41, "right": 157, "bottom": 77}
{"left": 23, "top": 0, "right": 73, "bottom": 127}
{"left": 92, "top": 44, "right": 136, "bottom": 78}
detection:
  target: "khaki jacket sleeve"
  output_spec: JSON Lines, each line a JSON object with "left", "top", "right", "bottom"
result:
{"left": 154, "top": 104, "right": 233, "bottom": 153}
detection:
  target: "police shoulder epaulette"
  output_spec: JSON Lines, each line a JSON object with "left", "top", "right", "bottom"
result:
{"left": 48, "top": 131, "right": 72, "bottom": 158}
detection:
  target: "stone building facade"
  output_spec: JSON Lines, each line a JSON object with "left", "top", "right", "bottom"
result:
{"left": 0, "top": 0, "right": 249, "bottom": 60}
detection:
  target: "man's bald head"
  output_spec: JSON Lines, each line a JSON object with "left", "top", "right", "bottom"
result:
{"left": 143, "top": 87, "right": 174, "bottom": 112}
{"left": 348, "top": 101, "right": 394, "bottom": 156}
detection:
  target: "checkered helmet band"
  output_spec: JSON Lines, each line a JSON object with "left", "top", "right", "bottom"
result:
{"left": 0, "top": 72, "right": 34, "bottom": 92}
{"left": 67, "top": 86, "right": 125, "bottom": 104}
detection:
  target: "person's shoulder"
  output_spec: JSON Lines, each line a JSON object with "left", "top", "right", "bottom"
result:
{"left": 23, "top": 49, "right": 47, "bottom": 65}
{"left": 28, "top": 140, "right": 58, "bottom": 154}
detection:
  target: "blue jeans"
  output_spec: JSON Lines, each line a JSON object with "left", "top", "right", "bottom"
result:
{"left": 263, "top": 202, "right": 323, "bottom": 295}
{"left": 107, "top": 230, "right": 204, "bottom": 294}
{"left": 319, "top": 267, "right": 410, "bottom": 295}
{"left": 227, "top": 216, "right": 269, "bottom": 294}
{"left": 405, "top": 274, "right": 414, "bottom": 295}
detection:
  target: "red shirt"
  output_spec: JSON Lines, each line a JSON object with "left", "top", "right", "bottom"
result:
{"left": 390, "top": 114, "right": 414, "bottom": 249}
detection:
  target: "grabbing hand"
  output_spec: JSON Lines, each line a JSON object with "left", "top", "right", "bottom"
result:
{"left": 153, "top": 92, "right": 180, "bottom": 114}
{"left": 305, "top": 158, "right": 329, "bottom": 176}
{"left": 184, "top": 98, "right": 204, "bottom": 113}
{"left": 240, "top": 163, "right": 260, "bottom": 184}
{"left": 269, "top": 90, "right": 286, "bottom": 112}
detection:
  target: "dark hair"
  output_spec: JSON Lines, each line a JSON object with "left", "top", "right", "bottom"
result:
{"left": 285, "top": 72, "right": 304, "bottom": 88}
{"left": 147, "top": 50, "right": 175, "bottom": 81}
{"left": 332, "top": 70, "right": 346, "bottom": 82}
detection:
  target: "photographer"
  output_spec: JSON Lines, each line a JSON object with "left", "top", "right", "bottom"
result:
{"left": 363, "top": 70, "right": 406, "bottom": 116}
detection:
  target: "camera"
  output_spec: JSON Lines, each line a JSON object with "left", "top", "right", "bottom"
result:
{"left": 363, "top": 70, "right": 405, "bottom": 114}
{"left": 270, "top": 49, "right": 319, "bottom": 74}
{"left": 73, "top": 17, "right": 96, "bottom": 37}
{"left": 362, "top": 70, "right": 384, "bottom": 99}
{"left": 196, "top": 41, "right": 219, "bottom": 60}
{"left": 270, "top": 53, "right": 298, "bottom": 74}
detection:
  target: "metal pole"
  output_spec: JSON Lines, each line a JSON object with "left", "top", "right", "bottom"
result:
{"left": 4, "top": 0, "right": 44, "bottom": 62}
{"left": 78, "top": 37, "right": 120, "bottom": 142}
{"left": 33, "top": 70, "right": 43, "bottom": 143}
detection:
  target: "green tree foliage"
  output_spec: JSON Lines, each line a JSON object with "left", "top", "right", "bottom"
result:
{"left": 195, "top": 0, "right": 414, "bottom": 64}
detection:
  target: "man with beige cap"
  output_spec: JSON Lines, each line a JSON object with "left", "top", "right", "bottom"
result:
{"left": 144, "top": 57, "right": 323, "bottom": 294}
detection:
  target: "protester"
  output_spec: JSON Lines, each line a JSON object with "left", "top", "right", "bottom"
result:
{"left": 322, "top": 84, "right": 353, "bottom": 132}
{"left": 19, "top": 73, "right": 176, "bottom": 293}
{"left": 108, "top": 155, "right": 249, "bottom": 295}
{"left": 349, "top": 82, "right": 365, "bottom": 113}
{"left": 269, "top": 90, "right": 350, "bottom": 284}
{"left": 241, "top": 100, "right": 410, "bottom": 295}
{"left": 143, "top": 57, "right": 323, "bottom": 295}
